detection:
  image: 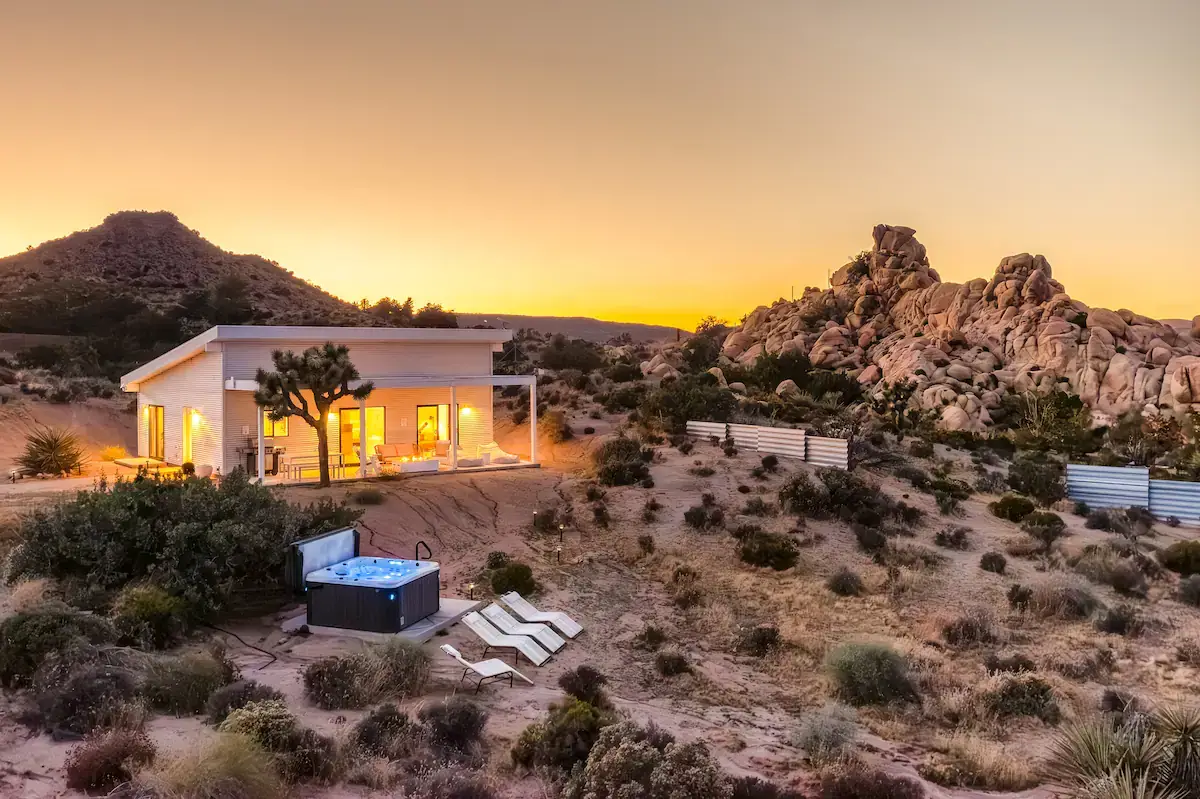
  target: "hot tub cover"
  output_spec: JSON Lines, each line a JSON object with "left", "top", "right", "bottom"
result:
{"left": 305, "top": 556, "right": 440, "bottom": 589}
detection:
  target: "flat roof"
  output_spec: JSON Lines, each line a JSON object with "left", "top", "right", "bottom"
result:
{"left": 121, "top": 324, "right": 513, "bottom": 387}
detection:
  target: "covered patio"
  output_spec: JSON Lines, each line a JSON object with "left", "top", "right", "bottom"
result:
{"left": 222, "top": 373, "right": 540, "bottom": 484}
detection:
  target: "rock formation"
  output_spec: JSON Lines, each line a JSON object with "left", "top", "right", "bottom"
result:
{"left": 707, "top": 224, "right": 1200, "bottom": 431}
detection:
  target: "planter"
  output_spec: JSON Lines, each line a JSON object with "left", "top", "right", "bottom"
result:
{"left": 399, "top": 459, "right": 439, "bottom": 474}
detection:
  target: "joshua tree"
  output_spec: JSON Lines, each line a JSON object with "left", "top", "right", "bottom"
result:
{"left": 869, "top": 379, "right": 919, "bottom": 439}
{"left": 253, "top": 343, "right": 374, "bottom": 487}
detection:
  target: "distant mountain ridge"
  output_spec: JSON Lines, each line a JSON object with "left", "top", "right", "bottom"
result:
{"left": 459, "top": 313, "right": 682, "bottom": 342}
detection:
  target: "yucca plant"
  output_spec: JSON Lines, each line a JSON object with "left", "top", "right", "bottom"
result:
{"left": 1155, "top": 705, "right": 1200, "bottom": 795}
{"left": 17, "top": 425, "right": 87, "bottom": 475}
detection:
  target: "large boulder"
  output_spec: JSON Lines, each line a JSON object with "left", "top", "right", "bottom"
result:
{"left": 1166, "top": 356, "right": 1200, "bottom": 405}
{"left": 1087, "top": 308, "right": 1128, "bottom": 339}
{"left": 939, "top": 405, "right": 973, "bottom": 432}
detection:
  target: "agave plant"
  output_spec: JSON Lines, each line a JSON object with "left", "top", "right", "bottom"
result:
{"left": 17, "top": 425, "right": 87, "bottom": 475}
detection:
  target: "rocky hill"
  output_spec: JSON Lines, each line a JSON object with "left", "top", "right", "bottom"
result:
{"left": 0, "top": 211, "right": 371, "bottom": 330}
{"left": 696, "top": 225, "right": 1200, "bottom": 430}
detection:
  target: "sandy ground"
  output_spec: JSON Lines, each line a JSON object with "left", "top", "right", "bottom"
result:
{"left": 0, "top": 395, "right": 137, "bottom": 475}
{"left": 3, "top": 407, "right": 1199, "bottom": 797}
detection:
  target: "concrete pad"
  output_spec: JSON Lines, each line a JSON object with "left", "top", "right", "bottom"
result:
{"left": 281, "top": 597, "right": 482, "bottom": 644}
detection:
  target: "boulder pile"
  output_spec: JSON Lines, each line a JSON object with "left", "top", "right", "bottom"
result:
{"left": 666, "top": 224, "right": 1200, "bottom": 431}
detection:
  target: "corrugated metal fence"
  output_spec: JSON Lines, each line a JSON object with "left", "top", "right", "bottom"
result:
{"left": 1065, "top": 463, "right": 1200, "bottom": 526}
{"left": 685, "top": 421, "right": 849, "bottom": 469}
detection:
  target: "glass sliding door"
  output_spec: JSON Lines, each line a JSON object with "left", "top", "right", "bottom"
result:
{"left": 147, "top": 405, "right": 165, "bottom": 461}
{"left": 416, "top": 404, "right": 450, "bottom": 455}
{"left": 339, "top": 407, "right": 385, "bottom": 465}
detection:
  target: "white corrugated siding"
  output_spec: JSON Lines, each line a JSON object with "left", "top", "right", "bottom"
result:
{"left": 1149, "top": 481, "right": 1200, "bottom": 526}
{"left": 757, "top": 427, "right": 807, "bottom": 460}
{"left": 685, "top": 421, "right": 727, "bottom": 440}
{"left": 136, "top": 350, "right": 225, "bottom": 470}
{"left": 222, "top": 341, "right": 493, "bottom": 380}
{"left": 805, "top": 436, "right": 850, "bottom": 469}
{"left": 1065, "top": 464, "right": 1150, "bottom": 509}
{"left": 727, "top": 423, "right": 759, "bottom": 450}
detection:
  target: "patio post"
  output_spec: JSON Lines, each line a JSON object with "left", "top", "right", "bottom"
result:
{"left": 357, "top": 395, "right": 367, "bottom": 479}
{"left": 450, "top": 384, "right": 458, "bottom": 471}
{"left": 529, "top": 380, "right": 537, "bottom": 464}
{"left": 256, "top": 407, "right": 265, "bottom": 484}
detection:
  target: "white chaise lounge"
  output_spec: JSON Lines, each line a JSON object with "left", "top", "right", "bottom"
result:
{"left": 460, "top": 611, "right": 551, "bottom": 666}
{"left": 441, "top": 644, "right": 533, "bottom": 692}
{"left": 482, "top": 603, "right": 566, "bottom": 653}
{"left": 499, "top": 592, "right": 583, "bottom": 639}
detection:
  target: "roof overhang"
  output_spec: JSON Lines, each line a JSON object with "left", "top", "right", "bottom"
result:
{"left": 223, "top": 374, "right": 535, "bottom": 391}
{"left": 120, "top": 325, "right": 514, "bottom": 390}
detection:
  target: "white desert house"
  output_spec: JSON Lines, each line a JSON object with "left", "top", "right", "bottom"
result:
{"left": 120, "top": 325, "right": 537, "bottom": 482}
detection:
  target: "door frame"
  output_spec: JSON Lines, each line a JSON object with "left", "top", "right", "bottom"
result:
{"left": 147, "top": 404, "right": 165, "bottom": 461}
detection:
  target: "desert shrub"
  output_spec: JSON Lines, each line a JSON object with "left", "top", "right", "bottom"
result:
{"left": 973, "top": 470, "right": 1007, "bottom": 494}
{"left": 639, "top": 374, "right": 736, "bottom": 431}
{"left": 935, "top": 493, "right": 962, "bottom": 516}
{"left": 585, "top": 484, "right": 606, "bottom": 502}
{"left": 65, "top": 728, "right": 156, "bottom": 792}
{"left": 558, "top": 665, "right": 610, "bottom": 708}
{"left": 761, "top": 454, "right": 780, "bottom": 472}
{"left": 110, "top": 583, "right": 188, "bottom": 649}
{"left": 941, "top": 607, "right": 998, "bottom": 647}
{"left": 1179, "top": 575, "right": 1200, "bottom": 607}
{"left": 403, "top": 766, "right": 498, "bottom": 799}
{"left": 485, "top": 551, "right": 510, "bottom": 570}
{"left": 981, "top": 673, "right": 1060, "bottom": 723}
{"left": 934, "top": 525, "right": 969, "bottom": 550}
{"left": 683, "top": 504, "right": 724, "bottom": 531}
{"left": 131, "top": 732, "right": 285, "bottom": 799}
{"left": 38, "top": 661, "right": 142, "bottom": 735}
{"left": 6, "top": 470, "right": 360, "bottom": 619}
{"left": 352, "top": 702, "right": 409, "bottom": 756}
{"left": 641, "top": 496, "right": 662, "bottom": 522}
{"left": 742, "top": 496, "right": 776, "bottom": 517}
{"left": 736, "top": 625, "right": 781, "bottom": 657}
{"left": 1020, "top": 511, "right": 1067, "bottom": 550}
{"left": 220, "top": 698, "right": 338, "bottom": 782}
{"left": 818, "top": 766, "right": 924, "bottom": 799}
{"left": 99, "top": 445, "right": 129, "bottom": 462}
{"left": 205, "top": 679, "right": 285, "bottom": 725}
{"left": 1161, "top": 540, "right": 1200, "bottom": 577}
{"left": 303, "top": 640, "right": 430, "bottom": 710}
{"left": 637, "top": 534, "right": 656, "bottom": 555}
{"left": 894, "top": 464, "right": 933, "bottom": 492}
{"left": 592, "top": 502, "right": 611, "bottom": 528}
{"left": 532, "top": 506, "right": 563, "bottom": 533}
{"left": 143, "top": 648, "right": 238, "bottom": 715}
{"left": 738, "top": 531, "right": 799, "bottom": 570}
{"left": 979, "top": 552, "right": 1007, "bottom": 574}
{"left": 634, "top": 625, "right": 667, "bottom": 651}
{"left": 732, "top": 776, "right": 806, "bottom": 799}
{"left": 18, "top": 424, "right": 87, "bottom": 475}
{"left": 1106, "top": 559, "right": 1149, "bottom": 598}
{"left": 0, "top": 604, "right": 116, "bottom": 688}
{"left": 677, "top": 440, "right": 694, "bottom": 455}
{"left": 540, "top": 410, "right": 574, "bottom": 444}
{"left": 826, "top": 642, "right": 917, "bottom": 706}
{"left": 827, "top": 567, "right": 864, "bottom": 597}
{"left": 985, "top": 652, "right": 1035, "bottom": 673}
{"left": 852, "top": 523, "right": 887, "bottom": 553}
{"left": 1073, "top": 500, "right": 1091, "bottom": 516}
{"left": 689, "top": 464, "right": 716, "bottom": 478}
{"left": 1095, "top": 604, "right": 1144, "bottom": 637}
{"left": 1006, "top": 456, "right": 1065, "bottom": 506}
{"left": 490, "top": 561, "right": 539, "bottom": 595}
{"left": 419, "top": 695, "right": 488, "bottom": 751}
{"left": 1010, "top": 580, "right": 1101, "bottom": 619}
{"left": 989, "top": 494, "right": 1035, "bottom": 522}
{"left": 778, "top": 472, "right": 829, "bottom": 517}
{"left": 909, "top": 439, "right": 935, "bottom": 458}
{"left": 794, "top": 702, "right": 858, "bottom": 765}
{"left": 593, "top": 436, "right": 650, "bottom": 486}
{"left": 352, "top": 488, "right": 384, "bottom": 505}
{"left": 654, "top": 649, "right": 691, "bottom": 677}
{"left": 920, "top": 735, "right": 1038, "bottom": 791}
{"left": 893, "top": 502, "right": 925, "bottom": 529}
{"left": 511, "top": 697, "right": 615, "bottom": 772}
{"left": 1085, "top": 508, "right": 1115, "bottom": 530}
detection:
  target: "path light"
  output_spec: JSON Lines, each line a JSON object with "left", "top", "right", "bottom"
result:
{"left": 555, "top": 546, "right": 562, "bottom": 564}
{"left": 467, "top": 582, "right": 476, "bottom": 600}
{"left": 559, "top": 524, "right": 564, "bottom": 543}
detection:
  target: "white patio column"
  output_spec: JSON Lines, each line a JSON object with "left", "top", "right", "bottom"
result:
{"left": 357, "top": 395, "right": 367, "bottom": 479}
{"left": 529, "top": 381, "right": 537, "bottom": 464}
{"left": 256, "top": 408, "right": 265, "bottom": 484}
{"left": 449, "top": 385, "right": 458, "bottom": 471}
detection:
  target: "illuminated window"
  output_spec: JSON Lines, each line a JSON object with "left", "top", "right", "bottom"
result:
{"left": 263, "top": 412, "right": 289, "bottom": 437}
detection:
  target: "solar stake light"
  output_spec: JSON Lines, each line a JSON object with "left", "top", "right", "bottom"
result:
{"left": 467, "top": 582, "right": 476, "bottom": 600}
{"left": 555, "top": 546, "right": 562, "bottom": 564}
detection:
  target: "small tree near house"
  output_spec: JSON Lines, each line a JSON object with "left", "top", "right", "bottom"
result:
{"left": 253, "top": 343, "right": 374, "bottom": 487}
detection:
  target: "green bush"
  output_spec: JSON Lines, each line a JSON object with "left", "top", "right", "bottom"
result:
{"left": 37, "top": 661, "right": 142, "bottom": 736}
{"left": 18, "top": 424, "right": 87, "bottom": 475}
{"left": 205, "top": 679, "right": 285, "bottom": 725}
{"left": 558, "top": 665, "right": 610, "bottom": 708}
{"left": 110, "top": 583, "right": 188, "bottom": 649}
{"left": 419, "top": 695, "right": 488, "bottom": 751}
{"left": 1095, "top": 604, "right": 1143, "bottom": 637}
{"left": 352, "top": 703, "right": 409, "bottom": 755}
{"left": 639, "top": 374, "right": 736, "bottom": 432}
{"left": 826, "top": 642, "right": 917, "bottom": 706}
{"left": 512, "top": 697, "right": 615, "bottom": 772}
{"left": 65, "top": 728, "right": 156, "bottom": 792}
{"left": 540, "top": 335, "right": 604, "bottom": 372}
{"left": 735, "top": 625, "right": 781, "bottom": 658}
{"left": 562, "top": 721, "right": 729, "bottom": 799}
{"left": 1161, "top": 540, "right": 1200, "bottom": 577}
{"left": 737, "top": 531, "right": 799, "bottom": 571}
{"left": 941, "top": 608, "right": 998, "bottom": 647}
{"left": 593, "top": 436, "right": 650, "bottom": 486}
{"left": 982, "top": 673, "right": 1060, "bottom": 723}
{"left": 979, "top": 552, "right": 1007, "bottom": 574}
{"left": 1020, "top": 511, "right": 1067, "bottom": 550}
{"left": 302, "top": 640, "right": 430, "bottom": 710}
{"left": 989, "top": 494, "right": 1036, "bottom": 522}
{"left": 654, "top": 649, "right": 691, "bottom": 677}
{"left": 540, "top": 410, "right": 574, "bottom": 443}
{"left": 1179, "top": 575, "right": 1200, "bottom": 607}
{"left": 683, "top": 504, "right": 724, "bottom": 531}
{"left": 220, "top": 698, "right": 338, "bottom": 782}
{"left": 633, "top": 625, "right": 667, "bottom": 651}
{"left": 779, "top": 472, "right": 829, "bottom": 516}
{"left": 742, "top": 497, "right": 776, "bottom": 517}
{"left": 490, "top": 561, "right": 539, "bottom": 595}
{"left": 143, "top": 648, "right": 238, "bottom": 715}
{"left": 0, "top": 604, "right": 116, "bottom": 688}
{"left": 827, "top": 567, "right": 864, "bottom": 597}
{"left": 485, "top": 551, "right": 510, "bottom": 569}
{"left": 733, "top": 776, "right": 806, "bottom": 798}
{"left": 6, "top": 471, "right": 361, "bottom": 619}
{"left": 794, "top": 702, "right": 858, "bottom": 765}
{"left": 934, "top": 525, "right": 970, "bottom": 550}
{"left": 1006, "top": 456, "right": 1065, "bottom": 506}
{"left": 818, "top": 766, "right": 924, "bottom": 799}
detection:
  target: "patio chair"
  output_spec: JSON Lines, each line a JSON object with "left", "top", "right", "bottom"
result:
{"left": 481, "top": 603, "right": 566, "bottom": 653}
{"left": 499, "top": 592, "right": 583, "bottom": 638}
{"left": 479, "top": 441, "right": 521, "bottom": 465}
{"left": 460, "top": 612, "right": 551, "bottom": 666}
{"left": 441, "top": 644, "right": 532, "bottom": 692}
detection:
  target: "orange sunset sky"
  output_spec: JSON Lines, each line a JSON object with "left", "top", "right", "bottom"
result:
{"left": 2, "top": 1, "right": 1198, "bottom": 330}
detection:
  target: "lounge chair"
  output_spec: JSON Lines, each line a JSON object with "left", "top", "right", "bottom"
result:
{"left": 441, "top": 644, "right": 532, "bottom": 692}
{"left": 479, "top": 441, "right": 521, "bottom": 465}
{"left": 460, "top": 612, "right": 551, "bottom": 666}
{"left": 499, "top": 592, "right": 583, "bottom": 639}
{"left": 481, "top": 603, "right": 566, "bottom": 653}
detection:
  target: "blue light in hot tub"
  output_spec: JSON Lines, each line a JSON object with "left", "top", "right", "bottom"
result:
{"left": 388, "top": 593, "right": 396, "bottom": 601}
